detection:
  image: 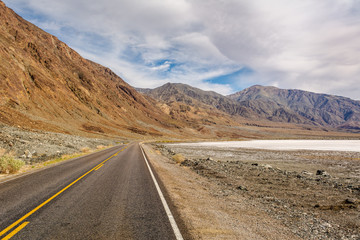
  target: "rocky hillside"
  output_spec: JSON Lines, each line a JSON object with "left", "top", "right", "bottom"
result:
{"left": 0, "top": 1, "right": 184, "bottom": 139}
{"left": 140, "top": 83, "right": 360, "bottom": 132}
{"left": 138, "top": 83, "right": 251, "bottom": 116}
{"left": 137, "top": 83, "right": 251, "bottom": 137}
{"left": 229, "top": 85, "right": 360, "bottom": 130}
{"left": 138, "top": 83, "right": 314, "bottom": 125}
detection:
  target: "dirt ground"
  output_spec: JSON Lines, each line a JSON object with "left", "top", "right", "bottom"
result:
{"left": 144, "top": 143, "right": 360, "bottom": 240}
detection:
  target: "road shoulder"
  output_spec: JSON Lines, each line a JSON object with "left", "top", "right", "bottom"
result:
{"left": 142, "top": 143, "right": 300, "bottom": 240}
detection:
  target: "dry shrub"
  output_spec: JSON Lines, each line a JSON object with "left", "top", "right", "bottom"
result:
{"left": 172, "top": 154, "right": 185, "bottom": 164}
{"left": 0, "top": 148, "right": 7, "bottom": 156}
{"left": 0, "top": 155, "right": 25, "bottom": 174}
{"left": 96, "top": 145, "right": 105, "bottom": 150}
{"left": 81, "top": 147, "right": 91, "bottom": 153}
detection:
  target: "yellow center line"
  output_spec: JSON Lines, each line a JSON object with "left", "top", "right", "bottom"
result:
{"left": 1, "top": 222, "right": 29, "bottom": 240}
{"left": 0, "top": 147, "right": 127, "bottom": 237}
{"left": 94, "top": 164, "right": 104, "bottom": 171}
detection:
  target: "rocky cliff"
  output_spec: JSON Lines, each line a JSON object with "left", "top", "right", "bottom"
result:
{"left": 0, "top": 1, "right": 181, "bottom": 138}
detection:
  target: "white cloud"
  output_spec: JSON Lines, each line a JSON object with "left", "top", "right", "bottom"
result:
{"left": 3, "top": 0, "right": 360, "bottom": 99}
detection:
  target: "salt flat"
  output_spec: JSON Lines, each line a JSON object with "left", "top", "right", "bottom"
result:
{"left": 172, "top": 140, "right": 360, "bottom": 152}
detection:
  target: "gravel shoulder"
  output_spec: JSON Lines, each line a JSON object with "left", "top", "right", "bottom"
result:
{"left": 144, "top": 143, "right": 360, "bottom": 240}
{"left": 142, "top": 143, "right": 301, "bottom": 240}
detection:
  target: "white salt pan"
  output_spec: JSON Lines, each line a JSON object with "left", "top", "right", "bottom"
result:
{"left": 172, "top": 140, "right": 360, "bottom": 152}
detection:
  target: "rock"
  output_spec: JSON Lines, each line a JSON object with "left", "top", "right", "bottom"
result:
{"left": 316, "top": 170, "right": 329, "bottom": 176}
{"left": 302, "top": 170, "right": 313, "bottom": 176}
{"left": 206, "top": 157, "right": 213, "bottom": 161}
{"left": 251, "top": 163, "right": 258, "bottom": 166}
{"left": 236, "top": 185, "right": 248, "bottom": 191}
{"left": 8, "top": 142, "right": 13, "bottom": 147}
{"left": 263, "top": 164, "right": 273, "bottom": 169}
{"left": 322, "top": 222, "right": 332, "bottom": 228}
{"left": 344, "top": 198, "right": 356, "bottom": 204}
{"left": 24, "top": 149, "right": 32, "bottom": 158}
{"left": 180, "top": 159, "right": 193, "bottom": 167}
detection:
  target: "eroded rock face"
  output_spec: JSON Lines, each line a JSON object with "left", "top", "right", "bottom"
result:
{"left": 0, "top": 1, "right": 179, "bottom": 138}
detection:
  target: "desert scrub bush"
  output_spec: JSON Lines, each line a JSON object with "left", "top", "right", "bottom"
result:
{"left": 0, "top": 155, "right": 25, "bottom": 174}
{"left": 96, "top": 145, "right": 106, "bottom": 150}
{"left": 172, "top": 154, "right": 185, "bottom": 164}
{"left": 81, "top": 147, "right": 91, "bottom": 153}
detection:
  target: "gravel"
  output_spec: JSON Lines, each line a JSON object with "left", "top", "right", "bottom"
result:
{"left": 157, "top": 143, "right": 360, "bottom": 240}
{"left": 0, "top": 124, "right": 118, "bottom": 164}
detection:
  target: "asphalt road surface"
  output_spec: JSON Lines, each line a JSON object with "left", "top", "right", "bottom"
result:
{"left": 0, "top": 143, "right": 182, "bottom": 239}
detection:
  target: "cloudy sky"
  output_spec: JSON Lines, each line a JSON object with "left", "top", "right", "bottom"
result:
{"left": 4, "top": 0, "right": 360, "bottom": 99}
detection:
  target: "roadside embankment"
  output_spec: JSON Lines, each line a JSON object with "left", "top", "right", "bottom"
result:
{"left": 0, "top": 124, "right": 118, "bottom": 164}
{"left": 0, "top": 124, "right": 119, "bottom": 180}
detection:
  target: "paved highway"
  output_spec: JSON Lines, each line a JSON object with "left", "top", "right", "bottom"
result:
{"left": 0, "top": 143, "right": 183, "bottom": 239}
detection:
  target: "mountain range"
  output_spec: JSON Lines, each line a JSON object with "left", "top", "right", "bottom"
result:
{"left": 138, "top": 83, "right": 360, "bottom": 131}
{"left": 1, "top": 0, "right": 359, "bottom": 140}
{"left": 229, "top": 85, "right": 360, "bottom": 130}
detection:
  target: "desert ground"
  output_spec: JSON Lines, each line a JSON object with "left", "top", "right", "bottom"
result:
{"left": 144, "top": 141, "right": 360, "bottom": 239}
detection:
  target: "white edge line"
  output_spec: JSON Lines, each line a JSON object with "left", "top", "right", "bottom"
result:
{"left": 140, "top": 144, "right": 184, "bottom": 240}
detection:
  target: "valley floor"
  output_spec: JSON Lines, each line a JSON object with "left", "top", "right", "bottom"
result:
{"left": 143, "top": 143, "right": 360, "bottom": 240}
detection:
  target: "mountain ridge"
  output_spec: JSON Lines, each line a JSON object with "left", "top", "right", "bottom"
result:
{"left": 138, "top": 83, "right": 360, "bottom": 131}
{"left": 0, "top": 1, "right": 185, "bottom": 139}
{"left": 229, "top": 85, "right": 360, "bottom": 129}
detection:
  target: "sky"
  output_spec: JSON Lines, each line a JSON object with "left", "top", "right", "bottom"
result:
{"left": 3, "top": 0, "right": 360, "bottom": 99}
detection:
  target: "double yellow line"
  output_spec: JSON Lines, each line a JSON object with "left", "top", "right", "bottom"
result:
{"left": 0, "top": 146, "right": 128, "bottom": 240}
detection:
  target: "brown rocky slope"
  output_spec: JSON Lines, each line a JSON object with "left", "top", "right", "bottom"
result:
{"left": 0, "top": 1, "right": 185, "bottom": 139}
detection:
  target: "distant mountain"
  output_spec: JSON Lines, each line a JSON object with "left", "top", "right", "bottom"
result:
{"left": 229, "top": 85, "right": 360, "bottom": 130}
{"left": 137, "top": 83, "right": 248, "bottom": 128}
{"left": 138, "top": 83, "right": 312, "bottom": 124}
{"left": 0, "top": 1, "right": 182, "bottom": 138}
{"left": 139, "top": 83, "right": 360, "bottom": 131}
{"left": 138, "top": 83, "right": 251, "bottom": 116}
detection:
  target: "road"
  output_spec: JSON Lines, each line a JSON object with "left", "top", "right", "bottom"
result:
{"left": 0, "top": 143, "right": 183, "bottom": 239}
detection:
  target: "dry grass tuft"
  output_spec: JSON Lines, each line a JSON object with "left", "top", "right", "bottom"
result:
{"left": 81, "top": 147, "right": 91, "bottom": 153}
{"left": 0, "top": 155, "right": 25, "bottom": 173}
{"left": 172, "top": 153, "right": 185, "bottom": 164}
